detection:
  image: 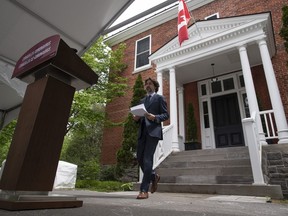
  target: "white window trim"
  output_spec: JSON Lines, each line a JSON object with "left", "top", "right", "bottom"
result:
{"left": 134, "top": 35, "right": 151, "bottom": 72}
{"left": 205, "top": 12, "right": 219, "bottom": 20}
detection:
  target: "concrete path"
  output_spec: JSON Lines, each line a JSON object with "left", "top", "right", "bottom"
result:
{"left": 0, "top": 190, "right": 288, "bottom": 216}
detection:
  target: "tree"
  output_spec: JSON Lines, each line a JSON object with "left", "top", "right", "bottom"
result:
{"left": 61, "top": 36, "right": 128, "bottom": 180}
{"left": 116, "top": 74, "right": 146, "bottom": 170}
{"left": 66, "top": 36, "right": 128, "bottom": 135}
{"left": 0, "top": 120, "right": 16, "bottom": 164}
{"left": 63, "top": 37, "right": 127, "bottom": 180}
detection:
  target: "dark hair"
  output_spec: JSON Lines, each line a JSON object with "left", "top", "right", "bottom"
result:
{"left": 145, "top": 77, "right": 159, "bottom": 92}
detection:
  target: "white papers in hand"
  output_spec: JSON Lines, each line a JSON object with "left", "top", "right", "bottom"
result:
{"left": 130, "top": 103, "right": 147, "bottom": 116}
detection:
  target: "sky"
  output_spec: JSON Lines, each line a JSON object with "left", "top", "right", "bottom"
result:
{"left": 113, "top": 0, "right": 167, "bottom": 25}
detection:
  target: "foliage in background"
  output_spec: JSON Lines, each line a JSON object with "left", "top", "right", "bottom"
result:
{"left": 76, "top": 180, "right": 132, "bottom": 192}
{"left": 280, "top": 5, "right": 288, "bottom": 64}
{"left": 0, "top": 120, "right": 16, "bottom": 163}
{"left": 61, "top": 36, "right": 128, "bottom": 180}
{"left": 66, "top": 36, "right": 127, "bottom": 135}
{"left": 116, "top": 74, "right": 146, "bottom": 172}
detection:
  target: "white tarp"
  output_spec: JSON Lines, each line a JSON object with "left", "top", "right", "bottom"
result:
{"left": 53, "top": 161, "right": 78, "bottom": 189}
{"left": 0, "top": 160, "right": 78, "bottom": 189}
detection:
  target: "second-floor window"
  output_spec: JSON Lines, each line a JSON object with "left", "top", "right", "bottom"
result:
{"left": 135, "top": 35, "right": 151, "bottom": 70}
{"left": 205, "top": 12, "right": 219, "bottom": 20}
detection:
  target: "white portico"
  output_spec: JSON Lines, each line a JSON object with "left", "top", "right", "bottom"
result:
{"left": 150, "top": 12, "right": 288, "bottom": 151}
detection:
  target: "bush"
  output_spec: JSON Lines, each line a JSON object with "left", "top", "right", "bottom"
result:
{"left": 99, "top": 165, "right": 121, "bottom": 181}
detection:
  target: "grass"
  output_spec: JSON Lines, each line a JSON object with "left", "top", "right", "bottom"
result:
{"left": 75, "top": 180, "right": 133, "bottom": 192}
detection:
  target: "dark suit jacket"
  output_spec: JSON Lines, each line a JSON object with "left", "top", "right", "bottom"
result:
{"left": 138, "top": 94, "right": 169, "bottom": 140}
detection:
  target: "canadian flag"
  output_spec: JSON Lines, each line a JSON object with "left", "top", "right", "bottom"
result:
{"left": 178, "top": 0, "right": 191, "bottom": 46}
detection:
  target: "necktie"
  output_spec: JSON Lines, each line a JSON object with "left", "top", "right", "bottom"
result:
{"left": 145, "top": 95, "right": 151, "bottom": 107}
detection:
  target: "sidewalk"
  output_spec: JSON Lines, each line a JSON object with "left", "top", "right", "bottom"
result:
{"left": 0, "top": 190, "right": 288, "bottom": 216}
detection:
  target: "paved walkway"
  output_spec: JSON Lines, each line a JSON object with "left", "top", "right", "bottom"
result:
{"left": 0, "top": 190, "right": 288, "bottom": 216}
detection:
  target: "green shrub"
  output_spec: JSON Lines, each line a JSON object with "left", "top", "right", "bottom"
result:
{"left": 76, "top": 180, "right": 126, "bottom": 192}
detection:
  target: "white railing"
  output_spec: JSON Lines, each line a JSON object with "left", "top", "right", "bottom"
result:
{"left": 259, "top": 109, "right": 278, "bottom": 140}
{"left": 242, "top": 112, "right": 265, "bottom": 185}
{"left": 153, "top": 124, "right": 174, "bottom": 169}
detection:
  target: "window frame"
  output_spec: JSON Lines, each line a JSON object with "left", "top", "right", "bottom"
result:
{"left": 134, "top": 35, "right": 151, "bottom": 72}
{"left": 205, "top": 12, "right": 219, "bottom": 20}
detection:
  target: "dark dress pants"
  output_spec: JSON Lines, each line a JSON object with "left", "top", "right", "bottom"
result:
{"left": 137, "top": 124, "right": 159, "bottom": 192}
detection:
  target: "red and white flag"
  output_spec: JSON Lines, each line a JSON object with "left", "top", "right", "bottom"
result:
{"left": 178, "top": 0, "right": 191, "bottom": 46}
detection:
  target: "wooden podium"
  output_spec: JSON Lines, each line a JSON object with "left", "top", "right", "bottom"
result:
{"left": 0, "top": 35, "right": 98, "bottom": 210}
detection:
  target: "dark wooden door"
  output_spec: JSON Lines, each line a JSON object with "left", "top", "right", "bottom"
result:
{"left": 211, "top": 93, "right": 244, "bottom": 148}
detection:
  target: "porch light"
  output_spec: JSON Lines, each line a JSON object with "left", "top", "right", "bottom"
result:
{"left": 210, "top": 63, "right": 218, "bottom": 82}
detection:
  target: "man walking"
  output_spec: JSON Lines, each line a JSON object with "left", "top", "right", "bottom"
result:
{"left": 133, "top": 77, "right": 169, "bottom": 199}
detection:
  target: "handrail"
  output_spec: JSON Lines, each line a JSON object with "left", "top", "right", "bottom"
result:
{"left": 242, "top": 112, "right": 265, "bottom": 185}
{"left": 259, "top": 109, "right": 278, "bottom": 139}
{"left": 153, "top": 124, "right": 174, "bottom": 169}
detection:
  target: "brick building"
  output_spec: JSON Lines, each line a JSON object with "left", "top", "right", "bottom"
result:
{"left": 101, "top": 0, "right": 288, "bottom": 197}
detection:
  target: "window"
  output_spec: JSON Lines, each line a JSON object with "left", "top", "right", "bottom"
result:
{"left": 239, "top": 75, "right": 245, "bottom": 88}
{"left": 223, "top": 78, "right": 234, "bottom": 91}
{"left": 205, "top": 13, "right": 219, "bottom": 20}
{"left": 201, "top": 84, "right": 207, "bottom": 96}
{"left": 211, "top": 80, "right": 222, "bottom": 93}
{"left": 203, "top": 101, "right": 210, "bottom": 128}
{"left": 135, "top": 35, "right": 151, "bottom": 70}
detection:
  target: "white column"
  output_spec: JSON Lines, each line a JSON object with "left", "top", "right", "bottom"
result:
{"left": 178, "top": 87, "right": 185, "bottom": 144}
{"left": 238, "top": 45, "right": 267, "bottom": 145}
{"left": 156, "top": 70, "right": 163, "bottom": 95}
{"left": 258, "top": 39, "right": 288, "bottom": 144}
{"left": 169, "top": 67, "right": 179, "bottom": 152}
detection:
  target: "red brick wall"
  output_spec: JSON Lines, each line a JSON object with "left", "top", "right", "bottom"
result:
{"left": 101, "top": 0, "right": 288, "bottom": 165}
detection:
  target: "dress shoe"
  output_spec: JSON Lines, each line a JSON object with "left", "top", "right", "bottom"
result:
{"left": 151, "top": 174, "right": 160, "bottom": 193}
{"left": 136, "top": 191, "right": 149, "bottom": 199}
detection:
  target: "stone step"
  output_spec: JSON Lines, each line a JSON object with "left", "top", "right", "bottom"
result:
{"left": 133, "top": 183, "right": 283, "bottom": 199}
{"left": 176, "top": 146, "right": 249, "bottom": 156}
{"left": 166, "top": 149, "right": 250, "bottom": 162}
{"left": 159, "top": 175, "right": 253, "bottom": 184}
{"left": 159, "top": 158, "right": 251, "bottom": 168}
{"left": 157, "top": 166, "right": 253, "bottom": 177}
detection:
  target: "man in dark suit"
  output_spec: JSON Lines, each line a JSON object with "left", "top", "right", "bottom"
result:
{"left": 133, "top": 77, "right": 169, "bottom": 199}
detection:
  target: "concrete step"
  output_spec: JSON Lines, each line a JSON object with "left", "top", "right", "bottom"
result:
{"left": 160, "top": 158, "right": 251, "bottom": 168}
{"left": 132, "top": 146, "right": 282, "bottom": 198}
{"left": 159, "top": 175, "right": 253, "bottom": 184}
{"left": 166, "top": 148, "right": 250, "bottom": 162}
{"left": 132, "top": 183, "right": 283, "bottom": 199}
{"left": 157, "top": 166, "right": 253, "bottom": 176}
{"left": 175, "top": 146, "right": 249, "bottom": 156}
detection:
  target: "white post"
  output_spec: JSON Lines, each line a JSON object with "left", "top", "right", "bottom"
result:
{"left": 258, "top": 39, "right": 288, "bottom": 144}
{"left": 157, "top": 70, "right": 163, "bottom": 95}
{"left": 169, "top": 67, "right": 179, "bottom": 152}
{"left": 238, "top": 45, "right": 267, "bottom": 145}
{"left": 242, "top": 115, "right": 265, "bottom": 185}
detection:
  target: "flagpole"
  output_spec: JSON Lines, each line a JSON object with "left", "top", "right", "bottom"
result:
{"left": 186, "top": 0, "right": 202, "bottom": 39}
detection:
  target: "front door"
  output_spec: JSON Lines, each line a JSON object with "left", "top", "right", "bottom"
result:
{"left": 211, "top": 93, "right": 244, "bottom": 148}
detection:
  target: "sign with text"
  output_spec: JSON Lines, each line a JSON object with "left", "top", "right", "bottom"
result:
{"left": 12, "top": 35, "right": 60, "bottom": 79}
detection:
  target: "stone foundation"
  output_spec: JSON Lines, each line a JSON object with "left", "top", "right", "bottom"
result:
{"left": 262, "top": 144, "right": 288, "bottom": 198}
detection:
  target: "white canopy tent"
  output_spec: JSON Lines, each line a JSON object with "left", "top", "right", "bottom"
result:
{"left": 0, "top": 0, "right": 135, "bottom": 129}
